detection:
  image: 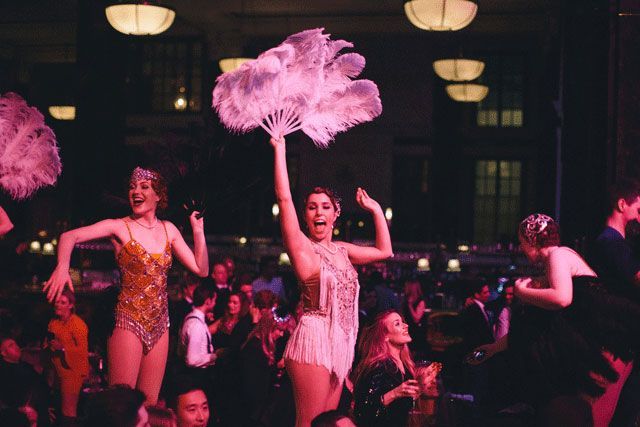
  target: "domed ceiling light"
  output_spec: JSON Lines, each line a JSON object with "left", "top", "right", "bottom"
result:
{"left": 445, "top": 83, "right": 489, "bottom": 102}
{"left": 404, "top": 0, "right": 478, "bottom": 31}
{"left": 105, "top": 1, "right": 175, "bottom": 36}
{"left": 433, "top": 59, "right": 484, "bottom": 81}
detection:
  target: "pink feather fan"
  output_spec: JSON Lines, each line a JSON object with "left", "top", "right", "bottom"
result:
{"left": 212, "top": 28, "right": 382, "bottom": 148}
{"left": 0, "top": 93, "right": 62, "bottom": 200}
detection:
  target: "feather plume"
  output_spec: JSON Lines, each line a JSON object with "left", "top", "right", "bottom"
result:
{"left": 0, "top": 93, "right": 62, "bottom": 199}
{"left": 212, "top": 28, "right": 382, "bottom": 147}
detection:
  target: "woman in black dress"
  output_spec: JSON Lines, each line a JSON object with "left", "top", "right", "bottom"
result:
{"left": 473, "top": 214, "right": 640, "bottom": 426}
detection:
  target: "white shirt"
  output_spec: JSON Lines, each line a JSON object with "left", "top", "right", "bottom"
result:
{"left": 494, "top": 306, "right": 511, "bottom": 340}
{"left": 180, "top": 308, "right": 216, "bottom": 368}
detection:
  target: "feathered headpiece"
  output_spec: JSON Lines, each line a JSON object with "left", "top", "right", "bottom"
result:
{"left": 0, "top": 93, "right": 62, "bottom": 199}
{"left": 212, "top": 28, "right": 382, "bottom": 148}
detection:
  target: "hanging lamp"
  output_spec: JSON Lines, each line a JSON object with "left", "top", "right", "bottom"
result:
{"left": 105, "top": 1, "right": 175, "bottom": 36}
{"left": 404, "top": 0, "right": 478, "bottom": 31}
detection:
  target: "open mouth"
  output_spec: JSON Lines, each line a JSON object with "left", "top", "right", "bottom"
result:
{"left": 131, "top": 196, "right": 144, "bottom": 207}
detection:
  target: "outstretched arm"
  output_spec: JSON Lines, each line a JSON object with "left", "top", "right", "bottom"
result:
{"left": 168, "top": 211, "right": 209, "bottom": 277}
{"left": 271, "top": 137, "right": 316, "bottom": 280}
{"left": 341, "top": 188, "right": 393, "bottom": 265}
{"left": 44, "top": 219, "right": 119, "bottom": 302}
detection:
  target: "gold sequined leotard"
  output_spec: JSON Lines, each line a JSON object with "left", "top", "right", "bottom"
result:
{"left": 114, "top": 220, "right": 172, "bottom": 354}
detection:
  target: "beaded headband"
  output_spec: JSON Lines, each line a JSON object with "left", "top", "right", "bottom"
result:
{"left": 130, "top": 167, "right": 159, "bottom": 183}
{"left": 520, "top": 213, "right": 554, "bottom": 245}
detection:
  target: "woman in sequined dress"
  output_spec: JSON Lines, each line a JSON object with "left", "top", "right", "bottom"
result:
{"left": 269, "top": 136, "right": 393, "bottom": 427}
{"left": 44, "top": 167, "right": 209, "bottom": 404}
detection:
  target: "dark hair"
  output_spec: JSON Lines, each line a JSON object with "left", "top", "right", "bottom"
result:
{"left": 304, "top": 186, "right": 341, "bottom": 214}
{"left": 86, "top": 385, "right": 146, "bottom": 427}
{"left": 166, "top": 376, "right": 205, "bottom": 411}
{"left": 0, "top": 408, "right": 30, "bottom": 427}
{"left": 311, "top": 410, "right": 352, "bottom": 427}
{"left": 192, "top": 284, "right": 217, "bottom": 307}
{"left": 469, "top": 280, "right": 488, "bottom": 297}
{"left": 609, "top": 177, "right": 640, "bottom": 212}
{"left": 254, "top": 290, "right": 277, "bottom": 310}
{"left": 60, "top": 288, "right": 76, "bottom": 306}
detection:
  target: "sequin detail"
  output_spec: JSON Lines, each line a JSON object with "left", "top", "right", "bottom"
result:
{"left": 115, "top": 221, "right": 172, "bottom": 354}
{"left": 321, "top": 249, "right": 359, "bottom": 335}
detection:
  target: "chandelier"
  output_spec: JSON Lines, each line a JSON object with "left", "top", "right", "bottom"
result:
{"left": 404, "top": 0, "right": 478, "bottom": 31}
{"left": 433, "top": 59, "right": 484, "bottom": 81}
{"left": 105, "top": 2, "right": 175, "bottom": 36}
{"left": 445, "top": 83, "right": 489, "bottom": 102}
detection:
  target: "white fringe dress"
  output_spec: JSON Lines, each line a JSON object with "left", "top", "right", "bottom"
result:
{"left": 283, "top": 243, "right": 360, "bottom": 382}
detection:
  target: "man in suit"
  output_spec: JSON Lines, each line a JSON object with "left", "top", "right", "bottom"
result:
{"left": 460, "top": 281, "right": 495, "bottom": 421}
{"left": 461, "top": 282, "right": 494, "bottom": 353}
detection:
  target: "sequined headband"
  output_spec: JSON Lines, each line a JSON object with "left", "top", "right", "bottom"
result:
{"left": 130, "top": 167, "right": 159, "bottom": 183}
{"left": 520, "top": 213, "right": 554, "bottom": 245}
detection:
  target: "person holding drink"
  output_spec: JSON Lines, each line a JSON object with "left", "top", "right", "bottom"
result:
{"left": 353, "top": 310, "right": 441, "bottom": 427}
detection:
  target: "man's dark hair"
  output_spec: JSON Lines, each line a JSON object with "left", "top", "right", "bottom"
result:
{"left": 192, "top": 283, "right": 217, "bottom": 307}
{"left": 311, "top": 410, "right": 351, "bottom": 427}
{"left": 609, "top": 177, "right": 640, "bottom": 212}
{"left": 470, "top": 280, "right": 488, "bottom": 297}
{"left": 85, "top": 385, "right": 145, "bottom": 427}
{"left": 166, "top": 375, "right": 206, "bottom": 411}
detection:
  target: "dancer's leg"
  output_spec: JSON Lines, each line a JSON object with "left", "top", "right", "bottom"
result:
{"left": 108, "top": 328, "right": 143, "bottom": 388}
{"left": 325, "top": 374, "right": 343, "bottom": 412}
{"left": 136, "top": 331, "right": 169, "bottom": 405}
{"left": 286, "top": 359, "right": 332, "bottom": 427}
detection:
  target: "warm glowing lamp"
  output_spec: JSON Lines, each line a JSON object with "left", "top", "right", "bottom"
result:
{"left": 447, "top": 258, "right": 462, "bottom": 272}
{"left": 219, "top": 58, "right": 254, "bottom": 73}
{"left": 404, "top": 0, "right": 477, "bottom": 31}
{"left": 446, "top": 83, "right": 489, "bottom": 102}
{"left": 29, "top": 241, "right": 42, "bottom": 253}
{"left": 105, "top": 2, "right": 175, "bottom": 36}
{"left": 48, "top": 106, "right": 76, "bottom": 120}
{"left": 433, "top": 59, "right": 484, "bottom": 81}
{"left": 278, "top": 252, "right": 291, "bottom": 266}
{"left": 417, "top": 257, "right": 431, "bottom": 271}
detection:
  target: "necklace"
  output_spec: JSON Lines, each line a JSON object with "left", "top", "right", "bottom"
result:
{"left": 130, "top": 216, "right": 158, "bottom": 229}
{"left": 314, "top": 241, "right": 338, "bottom": 255}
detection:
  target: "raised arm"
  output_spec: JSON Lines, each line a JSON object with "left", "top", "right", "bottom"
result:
{"left": 44, "top": 219, "right": 120, "bottom": 302}
{"left": 270, "top": 137, "right": 317, "bottom": 279}
{"left": 341, "top": 188, "right": 393, "bottom": 265}
{"left": 168, "top": 211, "right": 209, "bottom": 278}
{"left": 514, "top": 249, "right": 574, "bottom": 309}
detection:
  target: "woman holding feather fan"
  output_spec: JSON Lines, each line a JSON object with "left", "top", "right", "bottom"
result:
{"left": 43, "top": 167, "right": 209, "bottom": 404}
{"left": 271, "top": 136, "right": 393, "bottom": 426}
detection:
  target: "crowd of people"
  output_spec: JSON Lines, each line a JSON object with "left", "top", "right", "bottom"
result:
{"left": 0, "top": 138, "right": 639, "bottom": 427}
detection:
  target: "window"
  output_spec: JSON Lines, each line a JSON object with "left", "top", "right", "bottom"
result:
{"left": 476, "top": 55, "right": 524, "bottom": 128}
{"left": 125, "top": 39, "right": 203, "bottom": 113}
{"left": 474, "top": 160, "right": 522, "bottom": 242}
{"left": 392, "top": 155, "right": 431, "bottom": 241}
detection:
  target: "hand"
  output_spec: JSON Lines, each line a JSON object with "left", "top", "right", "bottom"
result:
{"left": 514, "top": 277, "right": 532, "bottom": 295}
{"left": 463, "top": 297, "right": 475, "bottom": 308}
{"left": 189, "top": 210, "right": 204, "bottom": 233}
{"left": 43, "top": 265, "right": 74, "bottom": 303}
{"left": 465, "top": 343, "right": 496, "bottom": 366}
{"left": 355, "top": 187, "right": 381, "bottom": 214}
{"left": 391, "top": 379, "right": 420, "bottom": 401}
{"left": 269, "top": 136, "right": 285, "bottom": 149}
{"left": 49, "top": 338, "right": 64, "bottom": 351}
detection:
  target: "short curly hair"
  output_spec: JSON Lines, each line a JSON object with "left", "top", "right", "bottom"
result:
{"left": 518, "top": 213, "right": 560, "bottom": 248}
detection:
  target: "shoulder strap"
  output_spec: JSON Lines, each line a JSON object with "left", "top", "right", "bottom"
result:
{"left": 161, "top": 220, "right": 169, "bottom": 245}
{"left": 122, "top": 219, "right": 134, "bottom": 240}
